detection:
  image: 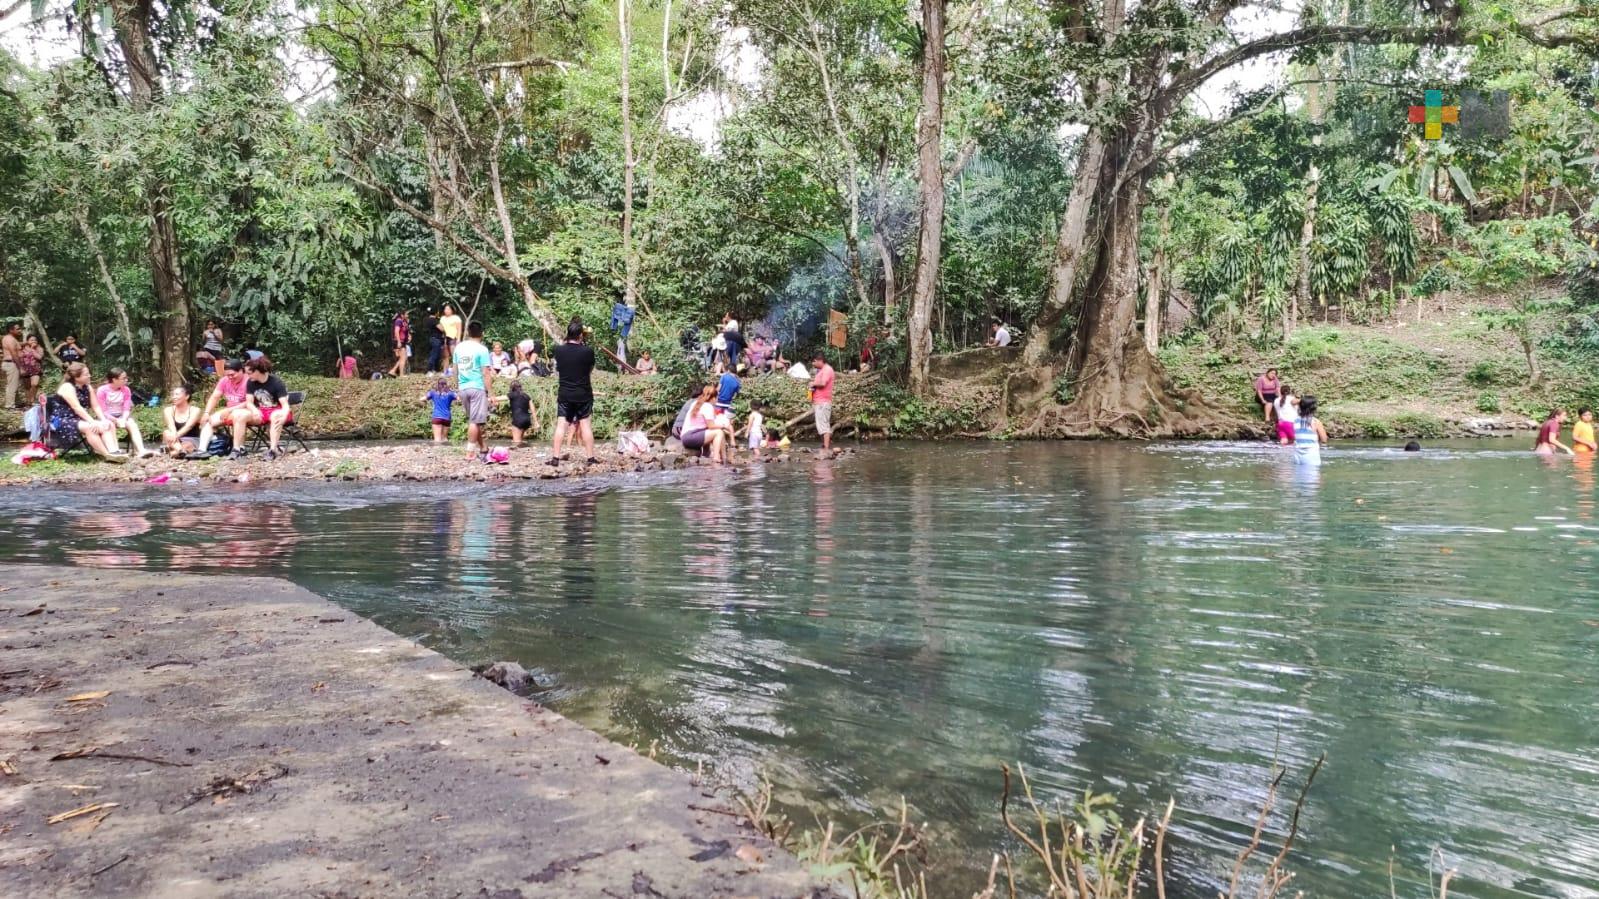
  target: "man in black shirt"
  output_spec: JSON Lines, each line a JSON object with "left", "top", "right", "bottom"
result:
{"left": 419, "top": 309, "right": 442, "bottom": 375}
{"left": 231, "top": 355, "right": 293, "bottom": 460}
{"left": 550, "top": 319, "right": 597, "bottom": 464}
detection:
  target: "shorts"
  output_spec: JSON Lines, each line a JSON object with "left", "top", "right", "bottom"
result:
{"left": 512, "top": 414, "right": 533, "bottom": 430}
{"left": 557, "top": 400, "right": 592, "bottom": 424}
{"left": 431, "top": 417, "right": 451, "bottom": 427}
{"left": 1260, "top": 392, "right": 1277, "bottom": 407}
{"left": 813, "top": 402, "right": 833, "bottom": 436}
{"left": 681, "top": 428, "right": 707, "bottom": 451}
{"left": 460, "top": 388, "right": 489, "bottom": 424}
{"left": 1276, "top": 420, "right": 1295, "bottom": 443}
{"left": 176, "top": 436, "right": 198, "bottom": 451}
{"left": 257, "top": 406, "right": 294, "bottom": 425}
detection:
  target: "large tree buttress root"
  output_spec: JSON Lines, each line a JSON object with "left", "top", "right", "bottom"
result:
{"left": 1006, "top": 338, "right": 1246, "bottom": 439}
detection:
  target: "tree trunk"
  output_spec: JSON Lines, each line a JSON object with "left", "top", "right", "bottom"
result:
{"left": 109, "top": 0, "right": 189, "bottom": 393}
{"left": 1294, "top": 160, "right": 1317, "bottom": 340}
{"left": 487, "top": 137, "right": 560, "bottom": 341}
{"left": 74, "top": 208, "right": 138, "bottom": 370}
{"left": 873, "top": 143, "right": 896, "bottom": 322}
{"left": 906, "top": 0, "right": 945, "bottom": 396}
{"left": 1143, "top": 176, "right": 1170, "bottom": 354}
{"left": 618, "top": 0, "right": 638, "bottom": 315}
{"left": 1020, "top": 129, "right": 1108, "bottom": 368}
{"left": 1523, "top": 336, "right": 1541, "bottom": 385}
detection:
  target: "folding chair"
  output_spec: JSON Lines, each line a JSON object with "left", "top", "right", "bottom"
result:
{"left": 42, "top": 397, "right": 89, "bottom": 455}
{"left": 246, "top": 391, "right": 310, "bottom": 454}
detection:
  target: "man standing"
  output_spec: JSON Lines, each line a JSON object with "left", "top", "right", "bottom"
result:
{"left": 388, "top": 310, "right": 411, "bottom": 377}
{"left": 439, "top": 305, "right": 463, "bottom": 364}
{"left": 454, "top": 321, "right": 494, "bottom": 461}
{"left": 2, "top": 322, "right": 22, "bottom": 409}
{"left": 810, "top": 351, "right": 835, "bottom": 454}
{"left": 420, "top": 308, "right": 442, "bottom": 375}
{"left": 550, "top": 320, "right": 597, "bottom": 464}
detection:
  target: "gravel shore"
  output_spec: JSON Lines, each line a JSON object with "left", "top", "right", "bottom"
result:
{"left": 0, "top": 440, "right": 845, "bottom": 486}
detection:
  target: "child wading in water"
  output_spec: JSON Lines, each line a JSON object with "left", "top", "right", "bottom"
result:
{"left": 744, "top": 400, "right": 766, "bottom": 452}
{"left": 1292, "top": 395, "right": 1329, "bottom": 465}
{"left": 1273, "top": 386, "right": 1298, "bottom": 445}
{"left": 507, "top": 381, "right": 535, "bottom": 447}
{"left": 423, "top": 378, "right": 456, "bottom": 445}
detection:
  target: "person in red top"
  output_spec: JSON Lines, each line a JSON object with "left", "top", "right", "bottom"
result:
{"left": 1254, "top": 368, "right": 1281, "bottom": 425}
{"left": 388, "top": 310, "right": 411, "bottom": 378}
{"left": 1534, "top": 409, "right": 1574, "bottom": 456}
{"left": 810, "top": 351, "right": 836, "bottom": 453}
{"left": 859, "top": 331, "right": 879, "bottom": 372}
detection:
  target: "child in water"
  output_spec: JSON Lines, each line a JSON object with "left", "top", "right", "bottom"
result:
{"left": 507, "top": 381, "right": 535, "bottom": 447}
{"left": 1573, "top": 407, "right": 1596, "bottom": 454}
{"left": 1535, "top": 409, "right": 1574, "bottom": 455}
{"left": 745, "top": 400, "right": 766, "bottom": 452}
{"left": 423, "top": 378, "right": 456, "bottom": 445}
{"left": 1292, "top": 395, "right": 1329, "bottom": 465}
{"left": 1273, "top": 386, "right": 1298, "bottom": 445}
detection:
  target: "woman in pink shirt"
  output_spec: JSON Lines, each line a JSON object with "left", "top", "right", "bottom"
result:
{"left": 96, "top": 368, "right": 150, "bottom": 456}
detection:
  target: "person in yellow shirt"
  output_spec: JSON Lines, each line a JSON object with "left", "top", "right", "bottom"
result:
{"left": 1574, "top": 407, "right": 1597, "bottom": 453}
{"left": 438, "top": 305, "right": 463, "bottom": 362}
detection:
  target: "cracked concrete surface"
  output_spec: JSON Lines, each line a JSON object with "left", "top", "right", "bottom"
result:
{"left": 0, "top": 565, "right": 832, "bottom": 899}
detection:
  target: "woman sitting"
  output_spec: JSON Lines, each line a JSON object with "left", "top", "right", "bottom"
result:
{"left": 634, "top": 350, "right": 657, "bottom": 375}
{"left": 678, "top": 384, "right": 727, "bottom": 464}
{"left": 490, "top": 341, "right": 516, "bottom": 377}
{"left": 162, "top": 386, "right": 202, "bottom": 456}
{"left": 96, "top": 368, "right": 151, "bottom": 457}
{"left": 47, "top": 363, "right": 123, "bottom": 462}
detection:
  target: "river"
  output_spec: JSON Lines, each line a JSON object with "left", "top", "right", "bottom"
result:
{"left": 2, "top": 441, "right": 1596, "bottom": 897}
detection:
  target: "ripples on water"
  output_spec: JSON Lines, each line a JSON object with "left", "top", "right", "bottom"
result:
{"left": 3, "top": 441, "right": 1598, "bottom": 898}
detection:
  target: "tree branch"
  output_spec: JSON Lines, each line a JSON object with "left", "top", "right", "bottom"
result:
{"left": 474, "top": 56, "right": 572, "bottom": 74}
{"left": 1165, "top": 18, "right": 1597, "bottom": 105}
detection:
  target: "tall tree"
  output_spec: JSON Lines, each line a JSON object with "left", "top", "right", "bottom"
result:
{"left": 907, "top": 0, "right": 946, "bottom": 395}
{"left": 1014, "top": 0, "right": 1598, "bottom": 435}
{"left": 102, "top": 0, "right": 191, "bottom": 390}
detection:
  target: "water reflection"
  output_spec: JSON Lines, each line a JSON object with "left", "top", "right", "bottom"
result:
{"left": 1, "top": 442, "right": 1596, "bottom": 898}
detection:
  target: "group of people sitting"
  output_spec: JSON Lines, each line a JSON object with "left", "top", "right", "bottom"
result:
{"left": 42, "top": 356, "right": 296, "bottom": 463}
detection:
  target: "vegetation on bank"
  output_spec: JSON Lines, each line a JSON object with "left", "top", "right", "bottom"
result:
{"left": 1162, "top": 290, "right": 1599, "bottom": 439}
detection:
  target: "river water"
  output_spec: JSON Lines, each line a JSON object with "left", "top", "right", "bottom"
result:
{"left": 2, "top": 441, "right": 1596, "bottom": 897}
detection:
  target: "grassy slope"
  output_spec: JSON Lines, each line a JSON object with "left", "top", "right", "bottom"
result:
{"left": 1160, "top": 296, "right": 1597, "bottom": 439}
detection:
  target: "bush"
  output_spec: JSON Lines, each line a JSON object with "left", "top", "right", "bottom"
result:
{"left": 1282, "top": 327, "right": 1339, "bottom": 368}
{"left": 1476, "top": 392, "right": 1502, "bottom": 413}
{"left": 1392, "top": 412, "right": 1446, "bottom": 438}
{"left": 1464, "top": 361, "right": 1502, "bottom": 387}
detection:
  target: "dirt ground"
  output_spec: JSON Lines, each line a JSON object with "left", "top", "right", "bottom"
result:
{"left": 0, "top": 566, "right": 835, "bottom": 898}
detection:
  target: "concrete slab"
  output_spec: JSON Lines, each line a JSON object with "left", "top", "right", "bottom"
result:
{"left": 0, "top": 565, "right": 832, "bottom": 899}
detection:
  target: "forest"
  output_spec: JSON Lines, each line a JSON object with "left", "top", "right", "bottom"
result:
{"left": 2, "top": 0, "right": 1598, "bottom": 437}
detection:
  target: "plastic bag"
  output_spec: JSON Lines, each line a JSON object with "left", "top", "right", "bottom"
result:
{"left": 617, "top": 431, "right": 650, "bottom": 455}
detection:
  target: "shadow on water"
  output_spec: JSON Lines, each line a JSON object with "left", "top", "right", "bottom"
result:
{"left": 2, "top": 441, "right": 1597, "bottom": 897}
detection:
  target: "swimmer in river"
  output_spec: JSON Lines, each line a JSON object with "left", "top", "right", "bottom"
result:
{"left": 1573, "top": 407, "right": 1596, "bottom": 454}
{"left": 1292, "top": 395, "right": 1329, "bottom": 465}
{"left": 1404, "top": 440, "right": 1421, "bottom": 452}
{"left": 1273, "top": 386, "right": 1298, "bottom": 445}
{"left": 1534, "top": 409, "right": 1574, "bottom": 456}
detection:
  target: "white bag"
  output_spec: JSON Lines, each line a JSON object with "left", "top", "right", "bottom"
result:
{"left": 616, "top": 431, "right": 650, "bottom": 455}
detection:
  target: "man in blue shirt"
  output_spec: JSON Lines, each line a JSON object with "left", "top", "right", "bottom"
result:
{"left": 454, "top": 321, "right": 494, "bottom": 461}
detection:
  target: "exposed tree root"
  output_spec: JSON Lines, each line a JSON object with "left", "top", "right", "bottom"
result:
{"left": 1001, "top": 337, "right": 1252, "bottom": 440}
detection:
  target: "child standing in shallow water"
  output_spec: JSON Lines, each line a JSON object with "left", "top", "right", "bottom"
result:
{"left": 423, "top": 378, "right": 456, "bottom": 445}
{"left": 1273, "top": 386, "right": 1298, "bottom": 445}
{"left": 1293, "top": 395, "right": 1329, "bottom": 465}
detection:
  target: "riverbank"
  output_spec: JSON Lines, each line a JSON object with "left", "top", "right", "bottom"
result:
{"left": 0, "top": 440, "right": 847, "bottom": 487}
{"left": 1160, "top": 302, "right": 1596, "bottom": 439}
{"left": 0, "top": 565, "right": 831, "bottom": 898}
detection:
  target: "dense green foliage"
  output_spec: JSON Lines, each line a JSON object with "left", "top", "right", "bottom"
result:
{"left": 2, "top": 0, "right": 1597, "bottom": 407}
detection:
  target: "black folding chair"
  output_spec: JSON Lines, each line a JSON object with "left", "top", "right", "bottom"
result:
{"left": 42, "top": 397, "right": 88, "bottom": 455}
{"left": 245, "top": 391, "right": 310, "bottom": 454}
